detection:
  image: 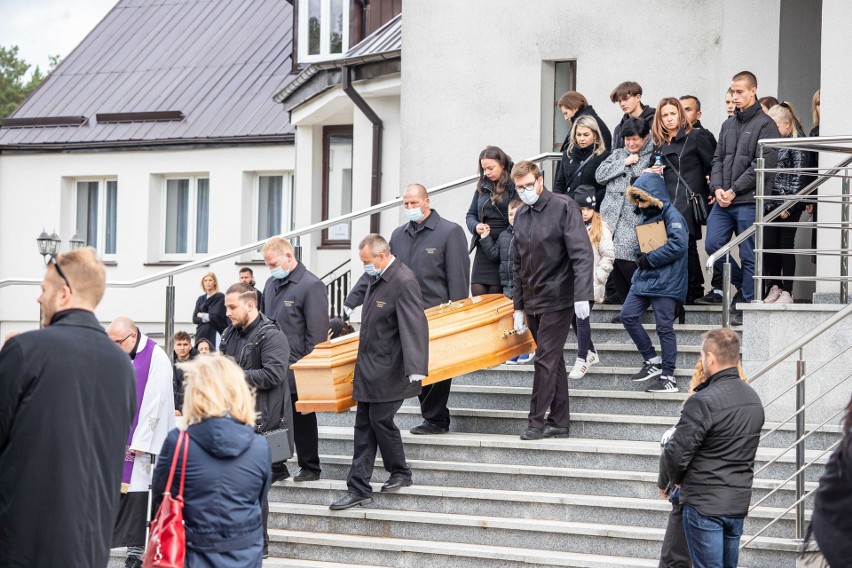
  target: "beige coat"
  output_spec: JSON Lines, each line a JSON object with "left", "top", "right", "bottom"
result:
{"left": 589, "top": 221, "right": 615, "bottom": 303}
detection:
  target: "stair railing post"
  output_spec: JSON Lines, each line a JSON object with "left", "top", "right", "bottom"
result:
{"left": 795, "top": 348, "right": 806, "bottom": 540}
{"left": 722, "top": 255, "right": 732, "bottom": 328}
{"left": 755, "top": 155, "right": 766, "bottom": 300}
{"left": 165, "top": 275, "right": 175, "bottom": 363}
{"left": 841, "top": 177, "right": 850, "bottom": 304}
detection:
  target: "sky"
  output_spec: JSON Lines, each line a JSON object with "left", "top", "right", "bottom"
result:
{"left": 0, "top": 0, "right": 117, "bottom": 77}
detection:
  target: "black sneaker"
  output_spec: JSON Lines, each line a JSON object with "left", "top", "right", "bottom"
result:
{"left": 631, "top": 361, "right": 662, "bottom": 382}
{"left": 646, "top": 376, "right": 678, "bottom": 393}
{"left": 694, "top": 290, "right": 723, "bottom": 305}
{"left": 729, "top": 309, "right": 743, "bottom": 326}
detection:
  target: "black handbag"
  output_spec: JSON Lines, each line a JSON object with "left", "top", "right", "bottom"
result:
{"left": 263, "top": 420, "right": 292, "bottom": 463}
{"left": 663, "top": 155, "right": 709, "bottom": 226}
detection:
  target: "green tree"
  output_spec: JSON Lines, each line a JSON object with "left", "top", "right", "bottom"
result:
{"left": 0, "top": 46, "right": 59, "bottom": 118}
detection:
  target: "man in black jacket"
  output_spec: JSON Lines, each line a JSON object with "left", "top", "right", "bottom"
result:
{"left": 239, "top": 266, "right": 264, "bottom": 312}
{"left": 0, "top": 248, "right": 136, "bottom": 568}
{"left": 706, "top": 71, "right": 780, "bottom": 325}
{"left": 663, "top": 328, "right": 764, "bottom": 568}
{"left": 261, "top": 236, "right": 328, "bottom": 482}
{"left": 330, "top": 234, "right": 429, "bottom": 510}
{"left": 611, "top": 81, "right": 656, "bottom": 150}
{"left": 344, "top": 184, "right": 470, "bottom": 435}
{"left": 220, "top": 282, "right": 291, "bottom": 555}
{"left": 511, "top": 161, "right": 595, "bottom": 440}
{"left": 172, "top": 330, "right": 197, "bottom": 411}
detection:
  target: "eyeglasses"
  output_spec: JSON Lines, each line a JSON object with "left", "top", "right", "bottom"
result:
{"left": 48, "top": 255, "right": 72, "bottom": 293}
{"left": 115, "top": 332, "right": 134, "bottom": 345}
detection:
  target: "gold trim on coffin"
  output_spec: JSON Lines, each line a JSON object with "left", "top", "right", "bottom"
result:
{"left": 291, "top": 294, "right": 536, "bottom": 413}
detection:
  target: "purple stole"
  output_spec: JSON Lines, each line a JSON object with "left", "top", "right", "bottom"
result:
{"left": 121, "top": 337, "right": 156, "bottom": 490}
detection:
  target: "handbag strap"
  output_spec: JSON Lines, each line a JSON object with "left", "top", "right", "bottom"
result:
{"left": 164, "top": 430, "right": 190, "bottom": 497}
{"left": 177, "top": 431, "right": 189, "bottom": 498}
{"left": 662, "top": 154, "right": 699, "bottom": 199}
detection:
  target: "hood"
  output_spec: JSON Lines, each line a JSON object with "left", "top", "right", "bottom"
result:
{"left": 187, "top": 416, "right": 258, "bottom": 458}
{"left": 627, "top": 172, "right": 669, "bottom": 209}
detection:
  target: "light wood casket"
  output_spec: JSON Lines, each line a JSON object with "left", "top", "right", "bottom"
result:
{"left": 291, "top": 294, "right": 536, "bottom": 412}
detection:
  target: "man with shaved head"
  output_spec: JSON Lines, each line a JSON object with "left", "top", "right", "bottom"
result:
{"left": 0, "top": 248, "right": 136, "bottom": 567}
{"left": 108, "top": 315, "right": 175, "bottom": 568}
{"left": 345, "top": 183, "right": 470, "bottom": 435}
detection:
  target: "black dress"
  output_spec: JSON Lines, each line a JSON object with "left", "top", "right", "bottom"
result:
{"left": 465, "top": 179, "right": 517, "bottom": 287}
{"left": 192, "top": 292, "right": 227, "bottom": 346}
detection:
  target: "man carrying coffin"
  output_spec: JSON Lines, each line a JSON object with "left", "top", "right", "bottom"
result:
{"left": 330, "top": 234, "right": 429, "bottom": 510}
{"left": 108, "top": 316, "right": 175, "bottom": 568}
{"left": 344, "top": 183, "right": 469, "bottom": 435}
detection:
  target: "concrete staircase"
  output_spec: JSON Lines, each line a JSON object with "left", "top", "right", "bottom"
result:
{"left": 264, "top": 305, "right": 821, "bottom": 568}
{"left": 109, "top": 304, "right": 827, "bottom": 567}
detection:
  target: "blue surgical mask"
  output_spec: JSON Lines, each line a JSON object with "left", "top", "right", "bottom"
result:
{"left": 271, "top": 266, "right": 290, "bottom": 280}
{"left": 363, "top": 263, "right": 381, "bottom": 277}
{"left": 404, "top": 207, "right": 425, "bottom": 223}
{"left": 518, "top": 187, "right": 540, "bottom": 206}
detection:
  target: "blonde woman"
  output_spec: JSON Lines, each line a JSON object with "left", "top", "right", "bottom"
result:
{"left": 192, "top": 272, "right": 227, "bottom": 349}
{"left": 554, "top": 115, "right": 611, "bottom": 208}
{"left": 152, "top": 355, "right": 270, "bottom": 567}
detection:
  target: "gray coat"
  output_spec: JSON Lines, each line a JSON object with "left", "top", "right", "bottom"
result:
{"left": 261, "top": 261, "right": 329, "bottom": 390}
{"left": 353, "top": 259, "right": 429, "bottom": 403}
{"left": 596, "top": 136, "right": 654, "bottom": 261}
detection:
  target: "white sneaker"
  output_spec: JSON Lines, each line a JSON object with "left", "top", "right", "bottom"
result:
{"left": 568, "top": 357, "right": 589, "bottom": 379}
{"left": 763, "top": 285, "right": 782, "bottom": 304}
{"left": 776, "top": 290, "right": 794, "bottom": 304}
{"left": 516, "top": 352, "right": 535, "bottom": 365}
{"left": 586, "top": 350, "right": 600, "bottom": 367}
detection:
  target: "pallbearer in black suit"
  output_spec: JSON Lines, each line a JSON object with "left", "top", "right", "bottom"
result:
{"left": 330, "top": 234, "right": 429, "bottom": 510}
{"left": 344, "top": 183, "right": 469, "bottom": 435}
{"left": 261, "top": 236, "right": 329, "bottom": 482}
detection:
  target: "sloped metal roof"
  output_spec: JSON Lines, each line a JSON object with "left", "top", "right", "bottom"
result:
{"left": 0, "top": 0, "right": 294, "bottom": 150}
{"left": 272, "top": 12, "right": 401, "bottom": 105}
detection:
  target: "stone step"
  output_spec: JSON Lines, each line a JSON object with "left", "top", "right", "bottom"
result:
{"left": 312, "top": 428, "right": 829, "bottom": 482}
{"left": 589, "top": 304, "right": 725, "bottom": 326}
{"left": 267, "top": 528, "right": 662, "bottom": 568}
{"left": 570, "top": 323, "right": 734, "bottom": 346}
{"left": 108, "top": 548, "right": 391, "bottom": 568}
{"left": 304, "top": 454, "right": 816, "bottom": 510}
{"left": 560, "top": 343, "right": 704, "bottom": 369}
{"left": 316, "top": 405, "right": 839, "bottom": 449}
{"left": 455, "top": 365, "right": 693, "bottom": 389}
{"left": 270, "top": 479, "right": 806, "bottom": 539}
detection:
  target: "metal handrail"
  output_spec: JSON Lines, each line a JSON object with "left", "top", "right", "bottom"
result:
{"left": 0, "top": 151, "right": 562, "bottom": 291}
{"left": 319, "top": 258, "right": 351, "bottom": 283}
{"left": 754, "top": 406, "right": 845, "bottom": 477}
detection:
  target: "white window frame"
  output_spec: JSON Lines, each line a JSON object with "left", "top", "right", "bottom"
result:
{"left": 160, "top": 175, "right": 210, "bottom": 260}
{"left": 73, "top": 177, "right": 118, "bottom": 260}
{"left": 298, "top": 0, "right": 350, "bottom": 63}
{"left": 252, "top": 171, "right": 295, "bottom": 258}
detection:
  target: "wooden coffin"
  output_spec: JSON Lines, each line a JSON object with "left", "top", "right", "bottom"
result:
{"left": 291, "top": 294, "right": 536, "bottom": 412}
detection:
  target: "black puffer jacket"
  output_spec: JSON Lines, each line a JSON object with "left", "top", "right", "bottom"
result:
{"left": 553, "top": 144, "right": 610, "bottom": 209}
{"left": 766, "top": 129, "right": 807, "bottom": 215}
{"left": 654, "top": 127, "right": 714, "bottom": 238}
{"left": 710, "top": 102, "right": 780, "bottom": 205}
{"left": 612, "top": 104, "right": 655, "bottom": 149}
{"left": 559, "top": 105, "right": 612, "bottom": 152}
{"left": 480, "top": 226, "right": 515, "bottom": 299}
{"left": 812, "top": 433, "right": 852, "bottom": 568}
{"left": 663, "top": 367, "right": 765, "bottom": 517}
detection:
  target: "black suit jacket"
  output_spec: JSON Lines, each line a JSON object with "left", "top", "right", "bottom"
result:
{"left": 353, "top": 259, "right": 429, "bottom": 403}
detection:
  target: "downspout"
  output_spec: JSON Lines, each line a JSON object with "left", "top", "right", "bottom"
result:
{"left": 342, "top": 65, "right": 382, "bottom": 234}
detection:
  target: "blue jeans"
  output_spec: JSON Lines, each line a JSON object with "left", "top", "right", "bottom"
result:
{"left": 620, "top": 293, "right": 677, "bottom": 375}
{"left": 704, "top": 202, "right": 756, "bottom": 302}
{"left": 682, "top": 504, "right": 744, "bottom": 568}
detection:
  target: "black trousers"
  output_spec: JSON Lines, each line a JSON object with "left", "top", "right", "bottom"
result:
{"left": 659, "top": 501, "right": 692, "bottom": 568}
{"left": 764, "top": 217, "right": 799, "bottom": 293}
{"left": 346, "top": 399, "right": 410, "bottom": 498}
{"left": 526, "top": 307, "right": 573, "bottom": 430}
{"left": 418, "top": 379, "right": 451, "bottom": 429}
{"left": 611, "top": 259, "right": 638, "bottom": 303}
{"left": 291, "top": 389, "right": 321, "bottom": 475}
{"left": 687, "top": 235, "right": 705, "bottom": 302}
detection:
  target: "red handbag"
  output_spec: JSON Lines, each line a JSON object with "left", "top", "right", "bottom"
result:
{"left": 143, "top": 430, "right": 189, "bottom": 568}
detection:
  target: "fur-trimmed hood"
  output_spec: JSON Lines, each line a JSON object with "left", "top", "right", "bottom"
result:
{"left": 627, "top": 172, "right": 668, "bottom": 210}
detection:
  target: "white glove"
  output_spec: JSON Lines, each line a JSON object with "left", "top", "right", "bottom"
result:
{"left": 343, "top": 306, "right": 353, "bottom": 317}
{"left": 513, "top": 311, "right": 527, "bottom": 334}
{"left": 574, "top": 301, "right": 590, "bottom": 320}
{"left": 409, "top": 374, "right": 426, "bottom": 383}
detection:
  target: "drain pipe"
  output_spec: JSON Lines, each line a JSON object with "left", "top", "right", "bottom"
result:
{"left": 342, "top": 65, "right": 382, "bottom": 234}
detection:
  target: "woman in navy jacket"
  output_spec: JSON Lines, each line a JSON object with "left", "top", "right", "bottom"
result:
{"left": 153, "top": 355, "right": 271, "bottom": 567}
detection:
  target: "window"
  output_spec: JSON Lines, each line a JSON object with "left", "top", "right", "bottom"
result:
{"left": 256, "top": 173, "right": 295, "bottom": 240}
{"left": 75, "top": 179, "right": 117, "bottom": 256}
{"left": 552, "top": 60, "right": 577, "bottom": 152}
{"left": 163, "top": 176, "right": 209, "bottom": 257}
{"left": 299, "top": 0, "right": 349, "bottom": 63}
{"left": 321, "top": 126, "right": 353, "bottom": 246}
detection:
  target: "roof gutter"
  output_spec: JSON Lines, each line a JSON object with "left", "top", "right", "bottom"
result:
{"left": 342, "top": 65, "right": 382, "bottom": 234}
